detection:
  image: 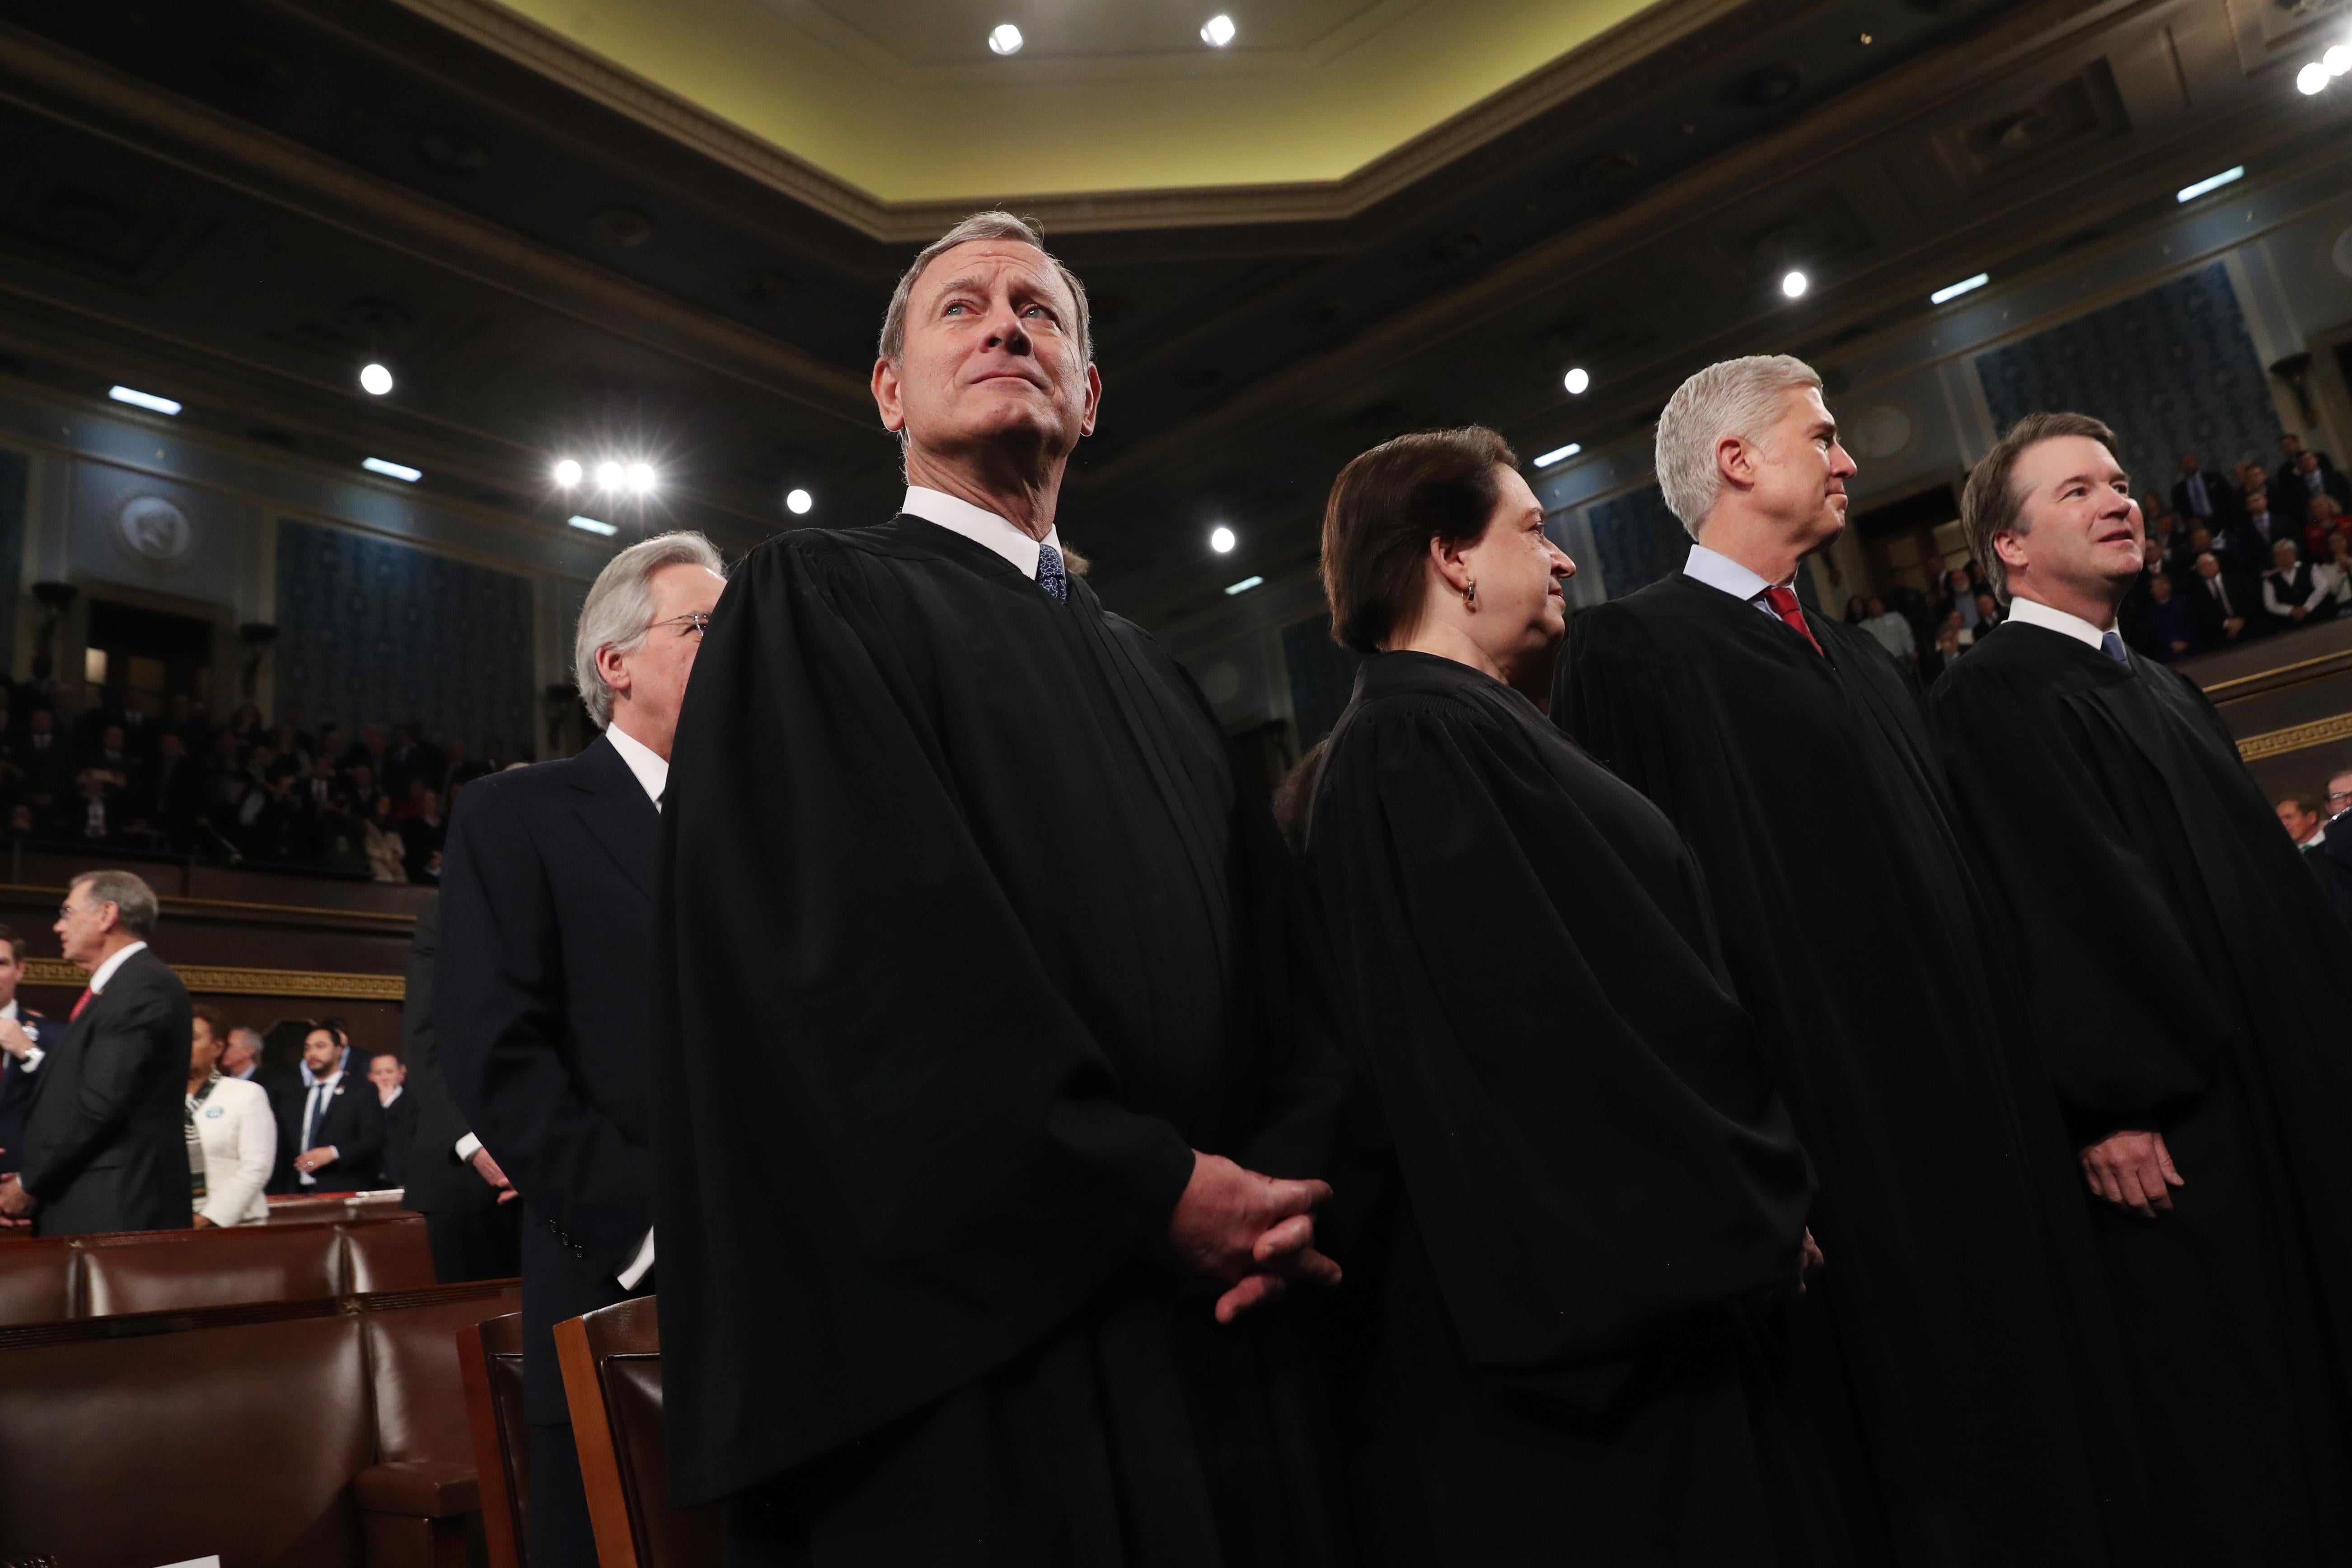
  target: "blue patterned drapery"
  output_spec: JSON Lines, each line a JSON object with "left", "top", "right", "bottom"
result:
{"left": 1282, "top": 612, "right": 1366, "bottom": 747}
{"left": 275, "top": 520, "right": 534, "bottom": 755}
{"left": 1587, "top": 483, "right": 1688, "bottom": 601}
{"left": 1976, "top": 262, "right": 2281, "bottom": 500}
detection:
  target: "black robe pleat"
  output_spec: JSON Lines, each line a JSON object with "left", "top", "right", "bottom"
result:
{"left": 1930, "top": 621, "right": 2352, "bottom": 1565}
{"left": 1303, "top": 651, "right": 1828, "bottom": 1566}
{"left": 1554, "top": 574, "right": 2127, "bottom": 1568}
{"left": 652, "top": 516, "right": 1350, "bottom": 1567}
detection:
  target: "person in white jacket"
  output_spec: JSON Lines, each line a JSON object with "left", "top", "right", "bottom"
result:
{"left": 186, "top": 1004, "right": 274, "bottom": 1226}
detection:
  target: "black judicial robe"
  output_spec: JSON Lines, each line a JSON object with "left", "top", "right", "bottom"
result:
{"left": 1556, "top": 575, "right": 2118, "bottom": 1568}
{"left": 1305, "top": 652, "right": 1822, "bottom": 1567}
{"left": 1930, "top": 623, "right": 2352, "bottom": 1563}
{"left": 652, "top": 516, "right": 1349, "bottom": 1566}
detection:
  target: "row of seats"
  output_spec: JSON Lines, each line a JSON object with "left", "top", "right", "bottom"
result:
{"left": 0, "top": 1278, "right": 518, "bottom": 1568}
{"left": 0, "top": 1213, "right": 436, "bottom": 1325}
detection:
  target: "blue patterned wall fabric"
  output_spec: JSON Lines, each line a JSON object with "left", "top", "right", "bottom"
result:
{"left": 1282, "top": 613, "right": 1365, "bottom": 746}
{"left": 276, "top": 520, "right": 534, "bottom": 755}
{"left": 1976, "top": 262, "right": 2281, "bottom": 499}
{"left": 1586, "top": 483, "right": 1688, "bottom": 601}
{"left": 0, "top": 450, "right": 23, "bottom": 677}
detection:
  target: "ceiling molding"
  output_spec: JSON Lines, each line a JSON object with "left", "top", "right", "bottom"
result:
{"left": 389, "top": 0, "right": 1784, "bottom": 239}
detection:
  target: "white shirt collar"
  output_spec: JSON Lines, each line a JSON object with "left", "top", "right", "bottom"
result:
{"left": 1683, "top": 542, "right": 1789, "bottom": 615}
{"left": 603, "top": 722, "right": 667, "bottom": 810}
{"left": 901, "top": 487, "right": 1063, "bottom": 582}
{"left": 2005, "top": 594, "right": 2113, "bottom": 650}
{"left": 89, "top": 940, "right": 148, "bottom": 994}
{"left": 1, "top": 1000, "right": 17, "bottom": 1023}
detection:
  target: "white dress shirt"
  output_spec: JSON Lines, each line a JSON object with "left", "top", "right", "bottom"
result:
{"left": 901, "top": 486, "right": 1065, "bottom": 580}
{"left": 601, "top": 719, "right": 666, "bottom": 1290}
{"left": 2004, "top": 594, "right": 2113, "bottom": 649}
{"left": 89, "top": 940, "right": 149, "bottom": 994}
{"left": 3, "top": 997, "right": 42, "bottom": 1075}
{"left": 1683, "top": 542, "right": 1799, "bottom": 621}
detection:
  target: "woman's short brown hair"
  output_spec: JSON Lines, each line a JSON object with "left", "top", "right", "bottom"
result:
{"left": 1321, "top": 426, "right": 1518, "bottom": 654}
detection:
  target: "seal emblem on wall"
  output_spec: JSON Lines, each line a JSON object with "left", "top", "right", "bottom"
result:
{"left": 114, "top": 493, "right": 194, "bottom": 570}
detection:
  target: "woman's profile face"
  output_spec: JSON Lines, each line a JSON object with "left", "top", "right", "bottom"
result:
{"left": 1452, "top": 464, "right": 1576, "bottom": 667}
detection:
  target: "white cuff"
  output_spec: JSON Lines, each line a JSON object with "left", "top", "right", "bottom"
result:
{"left": 454, "top": 1132, "right": 483, "bottom": 1162}
{"left": 19, "top": 1047, "right": 40, "bottom": 1072}
{"left": 615, "top": 1227, "right": 656, "bottom": 1290}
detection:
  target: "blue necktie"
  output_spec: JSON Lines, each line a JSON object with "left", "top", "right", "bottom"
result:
{"left": 2100, "top": 629, "right": 2129, "bottom": 665}
{"left": 1035, "top": 542, "right": 1067, "bottom": 603}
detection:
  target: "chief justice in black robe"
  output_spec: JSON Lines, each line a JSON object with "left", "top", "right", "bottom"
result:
{"left": 1932, "top": 413, "right": 2352, "bottom": 1563}
{"left": 652, "top": 214, "right": 1349, "bottom": 1566}
{"left": 1555, "top": 359, "right": 2123, "bottom": 1567}
{"left": 1303, "top": 429, "right": 1824, "bottom": 1565}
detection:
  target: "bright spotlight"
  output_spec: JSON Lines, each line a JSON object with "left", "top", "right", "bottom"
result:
{"left": 627, "top": 462, "right": 656, "bottom": 495}
{"left": 362, "top": 457, "right": 422, "bottom": 483}
{"left": 2296, "top": 61, "right": 2330, "bottom": 94}
{"left": 2176, "top": 166, "right": 2244, "bottom": 202}
{"left": 1224, "top": 575, "right": 1265, "bottom": 596}
{"left": 1532, "top": 443, "right": 1583, "bottom": 468}
{"left": 989, "top": 23, "right": 1024, "bottom": 54}
{"left": 1563, "top": 367, "right": 1590, "bottom": 395}
{"left": 553, "top": 458, "right": 582, "bottom": 487}
{"left": 1201, "top": 14, "right": 1236, "bottom": 46}
{"left": 108, "top": 385, "right": 181, "bottom": 416}
{"left": 1930, "top": 272, "right": 1990, "bottom": 305}
{"left": 567, "top": 515, "right": 618, "bottom": 536}
{"left": 1781, "top": 270, "right": 1810, "bottom": 299}
{"left": 1209, "top": 525, "right": 1236, "bottom": 554}
{"left": 359, "top": 362, "right": 394, "bottom": 396}
{"left": 2327, "top": 43, "right": 2350, "bottom": 75}
{"left": 786, "top": 488, "right": 814, "bottom": 516}
{"left": 595, "top": 461, "right": 625, "bottom": 490}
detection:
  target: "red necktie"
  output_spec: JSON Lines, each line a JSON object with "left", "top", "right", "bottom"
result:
{"left": 69, "top": 989, "right": 90, "bottom": 1022}
{"left": 1762, "top": 584, "right": 1824, "bottom": 657}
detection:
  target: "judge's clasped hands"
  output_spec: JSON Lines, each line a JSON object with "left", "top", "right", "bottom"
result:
{"left": 2079, "top": 1128, "right": 2184, "bottom": 1217}
{"left": 1167, "top": 1151, "right": 1342, "bottom": 1324}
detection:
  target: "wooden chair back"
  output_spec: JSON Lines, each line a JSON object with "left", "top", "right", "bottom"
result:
{"left": 555, "top": 1296, "right": 721, "bottom": 1568}
{"left": 458, "top": 1311, "right": 532, "bottom": 1568}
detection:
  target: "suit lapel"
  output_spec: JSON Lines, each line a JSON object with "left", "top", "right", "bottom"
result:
{"left": 569, "top": 735, "right": 658, "bottom": 898}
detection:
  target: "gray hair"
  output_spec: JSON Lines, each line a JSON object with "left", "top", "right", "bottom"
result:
{"left": 72, "top": 869, "right": 159, "bottom": 938}
{"left": 572, "top": 531, "right": 727, "bottom": 730}
{"left": 876, "top": 211, "right": 1093, "bottom": 368}
{"left": 1654, "top": 355, "right": 1824, "bottom": 536}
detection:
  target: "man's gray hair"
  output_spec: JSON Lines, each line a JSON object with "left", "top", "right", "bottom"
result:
{"left": 1654, "top": 355, "right": 1824, "bottom": 537}
{"left": 73, "top": 869, "right": 159, "bottom": 938}
{"left": 876, "top": 211, "right": 1093, "bottom": 367}
{"left": 572, "top": 531, "right": 726, "bottom": 730}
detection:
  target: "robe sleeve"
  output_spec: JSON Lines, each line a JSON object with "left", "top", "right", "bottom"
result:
{"left": 652, "top": 535, "right": 1199, "bottom": 1492}
{"left": 1307, "top": 693, "right": 1809, "bottom": 1401}
{"left": 1928, "top": 667, "right": 2226, "bottom": 1135}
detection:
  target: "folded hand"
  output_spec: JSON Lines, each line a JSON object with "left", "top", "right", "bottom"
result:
{"left": 1166, "top": 1151, "right": 1342, "bottom": 1324}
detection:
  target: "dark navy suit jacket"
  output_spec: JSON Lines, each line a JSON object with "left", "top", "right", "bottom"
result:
{"left": 0, "top": 1006, "right": 68, "bottom": 1178}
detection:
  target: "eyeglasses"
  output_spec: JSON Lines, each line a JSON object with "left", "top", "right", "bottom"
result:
{"left": 648, "top": 612, "right": 711, "bottom": 641}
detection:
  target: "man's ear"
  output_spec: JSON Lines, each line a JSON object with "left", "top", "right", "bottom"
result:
{"left": 872, "top": 357, "right": 907, "bottom": 435}
{"left": 1078, "top": 362, "right": 1102, "bottom": 438}
{"left": 1716, "top": 433, "right": 1755, "bottom": 493}
{"left": 1993, "top": 529, "right": 2031, "bottom": 574}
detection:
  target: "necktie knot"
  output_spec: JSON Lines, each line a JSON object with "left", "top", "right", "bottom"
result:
{"left": 1762, "top": 584, "right": 1825, "bottom": 657}
{"left": 2100, "top": 629, "right": 2130, "bottom": 665}
{"left": 1035, "top": 542, "right": 1068, "bottom": 603}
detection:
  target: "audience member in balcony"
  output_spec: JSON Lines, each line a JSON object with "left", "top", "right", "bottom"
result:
{"left": 13, "top": 708, "right": 73, "bottom": 820}
{"left": 2277, "top": 440, "right": 2348, "bottom": 518}
{"left": 343, "top": 760, "right": 387, "bottom": 821}
{"left": 2233, "top": 487, "right": 2292, "bottom": 576}
{"left": 266, "top": 1021, "right": 383, "bottom": 1197}
{"left": 1841, "top": 593, "right": 1867, "bottom": 623}
{"left": 0, "top": 923, "right": 66, "bottom": 1181}
{"left": 343, "top": 722, "right": 390, "bottom": 791}
{"left": 2276, "top": 795, "right": 2326, "bottom": 855}
{"left": 2320, "top": 530, "right": 2352, "bottom": 613}
{"left": 369, "top": 1050, "right": 410, "bottom": 1188}
{"left": 1859, "top": 592, "right": 1918, "bottom": 669}
{"left": 220, "top": 1025, "right": 263, "bottom": 1081}
{"left": 1934, "top": 409, "right": 2352, "bottom": 1561}
{"left": 2146, "top": 507, "right": 2190, "bottom": 576}
{"left": 2187, "top": 550, "right": 2257, "bottom": 650}
{"left": 361, "top": 795, "right": 407, "bottom": 883}
{"left": 2139, "top": 573, "right": 2195, "bottom": 662}
{"left": 0, "top": 870, "right": 194, "bottom": 1235}
{"left": 2262, "top": 536, "right": 2337, "bottom": 633}
{"left": 443, "top": 529, "right": 726, "bottom": 1566}
{"left": 62, "top": 767, "right": 127, "bottom": 846}
{"left": 309, "top": 791, "right": 372, "bottom": 879}
{"left": 398, "top": 784, "right": 445, "bottom": 884}
{"left": 131, "top": 731, "right": 206, "bottom": 851}
{"left": 1934, "top": 560, "right": 1991, "bottom": 628}
{"left": 2307, "top": 494, "right": 2349, "bottom": 563}
{"left": 2170, "top": 450, "right": 2234, "bottom": 529}
{"left": 397, "top": 895, "right": 520, "bottom": 1282}
{"left": 1972, "top": 588, "right": 2005, "bottom": 638}
{"left": 1920, "top": 620, "right": 1967, "bottom": 685}
{"left": 186, "top": 1002, "right": 273, "bottom": 1227}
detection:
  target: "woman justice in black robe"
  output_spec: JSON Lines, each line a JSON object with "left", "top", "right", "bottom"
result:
{"left": 1931, "top": 413, "right": 2352, "bottom": 1565}
{"left": 1303, "top": 427, "right": 1826, "bottom": 1565}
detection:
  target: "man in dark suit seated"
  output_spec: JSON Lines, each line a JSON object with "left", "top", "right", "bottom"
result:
{"left": 2233, "top": 487, "right": 2292, "bottom": 576}
{"left": 2261, "top": 538, "right": 2336, "bottom": 634}
{"left": 266, "top": 1022, "right": 383, "bottom": 1195}
{"left": 12, "top": 710, "right": 76, "bottom": 825}
{"left": 2274, "top": 435, "right": 2343, "bottom": 513}
{"left": 440, "top": 529, "right": 725, "bottom": 1564}
{"left": 366, "top": 1050, "right": 412, "bottom": 1188}
{"left": 0, "top": 923, "right": 67, "bottom": 1180}
{"left": 396, "top": 894, "right": 521, "bottom": 1282}
{"left": 2171, "top": 451, "right": 2237, "bottom": 533}
{"left": 0, "top": 871, "right": 193, "bottom": 1235}
{"left": 2186, "top": 549, "right": 2260, "bottom": 649}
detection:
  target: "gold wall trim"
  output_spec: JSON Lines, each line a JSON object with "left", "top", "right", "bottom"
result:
{"left": 2202, "top": 650, "right": 2352, "bottom": 696}
{"left": 2236, "top": 712, "right": 2352, "bottom": 763}
{"left": 21, "top": 958, "right": 404, "bottom": 1002}
{"left": 0, "top": 882, "right": 416, "bottom": 928}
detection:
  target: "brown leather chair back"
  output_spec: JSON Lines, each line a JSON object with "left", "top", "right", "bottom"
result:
{"left": 357, "top": 1284, "right": 519, "bottom": 1568}
{"left": 341, "top": 1216, "right": 437, "bottom": 1293}
{"left": 461, "top": 1311, "right": 534, "bottom": 1568}
{"left": 78, "top": 1222, "right": 342, "bottom": 1317}
{"left": 347, "top": 1192, "right": 410, "bottom": 1222}
{"left": 557, "top": 1297, "right": 721, "bottom": 1568}
{"left": 0, "top": 1239, "right": 75, "bottom": 1327}
{"left": 267, "top": 1194, "right": 356, "bottom": 1225}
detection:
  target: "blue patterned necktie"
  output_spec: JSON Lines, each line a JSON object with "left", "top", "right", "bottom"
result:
{"left": 1035, "top": 541, "right": 1068, "bottom": 603}
{"left": 2100, "top": 629, "right": 2129, "bottom": 665}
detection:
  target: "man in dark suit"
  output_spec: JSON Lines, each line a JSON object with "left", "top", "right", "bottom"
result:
{"left": 440, "top": 530, "right": 725, "bottom": 1566}
{"left": 397, "top": 895, "right": 521, "bottom": 1282}
{"left": 266, "top": 1022, "right": 384, "bottom": 1195}
{"left": 11, "top": 709, "right": 75, "bottom": 822}
{"left": 2322, "top": 769, "right": 2352, "bottom": 930}
{"left": 0, "top": 923, "right": 67, "bottom": 1179}
{"left": 2187, "top": 549, "right": 2260, "bottom": 649}
{"left": 133, "top": 732, "right": 208, "bottom": 850}
{"left": 2171, "top": 451, "right": 2238, "bottom": 532}
{"left": 2233, "top": 487, "right": 2292, "bottom": 576}
{"left": 366, "top": 1050, "right": 412, "bottom": 1188}
{"left": 0, "top": 871, "right": 193, "bottom": 1235}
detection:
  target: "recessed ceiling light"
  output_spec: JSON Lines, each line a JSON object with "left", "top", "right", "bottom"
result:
{"left": 1201, "top": 14, "right": 1236, "bottom": 47}
{"left": 2296, "top": 61, "right": 2330, "bottom": 94}
{"left": 1930, "top": 272, "right": 1990, "bottom": 305}
{"left": 1224, "top": 575, "right": 1264, "bottom": 596}
{"left": 2326, "top": 42, "right": 2350, "bottom": 74}
{"left": 595, "top": 461, "right": 625, "bottom": 490}
{"left": 989, "top": 23, "right": 1024, "bottom": 54}
{"left": 359, "top": 362, "right": 394, "bottom": 396}
{"left": 362, "top": 457, "right": 422, "bottom": 482}
{"left": 1563, "top": 367, "right": 1590, "bottom": 395}
{"left": 2176, "top": 165, "right": 2244, "bottom": 202}
{"left": 1781, "top": 270, "right": 1810, "bottom": 299}
{"left": 626, "top": 462, "right": 657, "bottom": 495}
{"left": 553, "top": 459, "right": 582, "bottom": 487}
{"left": 567, "top": 515, "right": 618, "bottom": 536}
{"left": 1209, "top": 524, "right": 1236, "bottom": 553}
{"left": 786, "top": 487, "right": 814, "bottom": 515}
{"left": 108, "top": 386, "right": 181, "bottom": 416}
{"left": 1532, "top": 442, "right": 1583, "bottom": 468}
